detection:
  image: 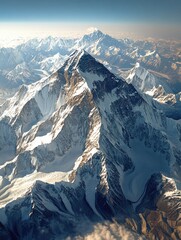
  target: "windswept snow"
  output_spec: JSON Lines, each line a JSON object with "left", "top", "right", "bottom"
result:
{"left": 0, "top": 171, "right": 69, "bottom": 208}
{"left": 120, "top": 140, "right": 170, "bottom": 203}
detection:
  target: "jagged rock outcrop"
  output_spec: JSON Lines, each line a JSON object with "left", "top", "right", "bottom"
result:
{"left": 0, "top": 50, "right": 181, "bottom": 239}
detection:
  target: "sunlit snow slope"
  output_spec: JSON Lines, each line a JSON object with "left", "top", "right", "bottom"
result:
{"left": 0, "top": 50, "right": 181, "bottom": 239}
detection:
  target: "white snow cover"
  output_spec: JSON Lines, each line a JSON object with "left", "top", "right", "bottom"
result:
{"left": 0, "top": 170, "right": 69, "bottom": 208}
{"left": 120, "top": 140, "right": 169, "bottom": 203}
{"left": 0, "top": 49, "right": 180, "bottom": 223}
{"left": 0, "top": 50, "right": 103, "bottom": 207}
{"left": 126, "top": 62, "right": 181, "bottom": 109}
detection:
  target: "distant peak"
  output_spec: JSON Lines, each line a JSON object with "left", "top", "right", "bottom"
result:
{"left": 86, "top": 27, "right": 99, "bottom": 34}
{"left": 85, "top": 27, "right": 104, "bottom": 37}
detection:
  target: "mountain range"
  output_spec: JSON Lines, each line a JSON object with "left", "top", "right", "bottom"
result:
{"left": 0, "top": 30, "right": 181, "bottom": 239}
{"left": 0, "top": 29, "right": 181, "bottom": 120}
{"left": 0, "top": 29, "right": 180, "bottom": 90}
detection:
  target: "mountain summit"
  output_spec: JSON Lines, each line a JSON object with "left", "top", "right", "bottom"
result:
{"left": 0, "top": 50, "right": 181, "bottom": 239}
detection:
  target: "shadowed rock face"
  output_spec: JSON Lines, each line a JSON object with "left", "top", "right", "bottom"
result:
{"left": 0, "top": 50, "right": 181, "bottom": 240}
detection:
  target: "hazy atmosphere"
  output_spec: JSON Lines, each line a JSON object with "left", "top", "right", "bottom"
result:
{"left": 0, "top": 0, "right": 181, "bottom": 39}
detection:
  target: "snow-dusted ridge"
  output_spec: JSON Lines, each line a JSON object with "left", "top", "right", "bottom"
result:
{"left": 0, "top": 50, "right": 181, "bottom": 239}
{"left": 126, "top": 62, "right": 181, "bottom": 119}
{"left": 0, "top": 50, "right": 101, "bottom": 205}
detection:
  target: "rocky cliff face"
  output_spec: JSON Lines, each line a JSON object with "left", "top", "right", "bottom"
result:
{"left": 0, "top": 50, "right": 181, "bottom": 239}
{"left": 126, "top": 62, "right": 181, "bottom": 120}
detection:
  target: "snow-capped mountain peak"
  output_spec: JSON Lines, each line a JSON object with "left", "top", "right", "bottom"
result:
{"left": 126, "top": 62, "right": 181, "bottom": 119}
{"left": 82, "top": 28, "right": 105, "bottom": 40}
{"left": 0, "top": 50, "right": 181, "bottom": 240}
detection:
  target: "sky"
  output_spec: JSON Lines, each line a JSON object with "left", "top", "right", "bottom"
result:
{"left": 0, "top": 0, "right": 181, "bottom": 40}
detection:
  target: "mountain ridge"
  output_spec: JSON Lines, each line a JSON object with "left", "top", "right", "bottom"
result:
{"left": 0, "top": 29, "right": 180, "bottom": 96}
{"left": 0, "top": 50, "right": 181, "bottom": 239}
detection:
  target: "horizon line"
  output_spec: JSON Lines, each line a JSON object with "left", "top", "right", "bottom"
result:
{"left": 0, "top": 22, "right": 181, "bottom": 42}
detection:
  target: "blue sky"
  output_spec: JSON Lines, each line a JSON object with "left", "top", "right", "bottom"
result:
{"left": 0, "top": 0, "right": 181, "bottom": 39}
{"left": 1, "top": 0, "right": 181, "bottom": 23}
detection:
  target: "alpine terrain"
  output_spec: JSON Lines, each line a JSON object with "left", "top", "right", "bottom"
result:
{"left": 0, "top": 29, "right": 180, "bottom": 104}
{"left": 0, "top": 47, "right": 181, "bottom": 239}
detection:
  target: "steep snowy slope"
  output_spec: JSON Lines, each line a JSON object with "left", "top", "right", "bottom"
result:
{"left": 0, "top": 50, "right": 181, "bottom": 239}
{"left": 126, "top": 63, "right": 181, "bottom": 119}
